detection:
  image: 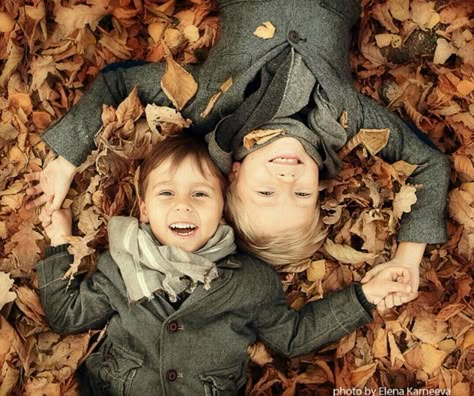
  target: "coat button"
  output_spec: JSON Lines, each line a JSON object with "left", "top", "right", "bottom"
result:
{"left": 167, "top": 320, "right": 179, "bottom": 333}
{"left": 288, "top": 30, "right": 300, "bottom": 43}
{"left": 166, "top": 369, "right": 178, "bottom": 382}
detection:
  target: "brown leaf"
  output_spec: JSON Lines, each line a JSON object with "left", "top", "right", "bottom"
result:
{"left": 323, "top": 239, "right": 376, "bottom": 265}
{"left": 350, "top": 362, "right": 377, "bottom": 388}
{"left": 54, "top": 2, "right": 110, "bottom": 35}
{"left": 248, "top": 342, "right": 273, "bottom": 366}
{"left": 306, "top": 260, "right": 326, "bottom": 282}
{"left": 243, "top": 129, "right": 286, "bottom": 149}
{"left": 393, "top": 185, "right": 417, "bottom": 220}
{"left": 115, "top": 86, "right": 143, "bottom": 123}
{"left": 200, "top": 77, "right": 233, "bottom": 118}
{"left": 160, "top": 44, "right": 198, "bottom": 110}
{"left": 14, "top": 286, "right": 46, "bottom": 326}
{"left": 0, "top": 271, "right": 16, "bottom": 310}
{"left": 4, "top": 221, "right": 43, "bottom": 273}
{"left": 145, "top": 104, "right": 191, "bottom": 136}
{"left": 253, "top": 21, "right": 276, "bottom": 40}
{"left": 0, "top": 12, "right": 15, "bottom": 33}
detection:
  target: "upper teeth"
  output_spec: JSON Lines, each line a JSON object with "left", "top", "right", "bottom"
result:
{"left": 272, "top": 158, "right": 299, "bottom": 164}
{"left": 170, "top": 223, "right": 196, "bottom": 229}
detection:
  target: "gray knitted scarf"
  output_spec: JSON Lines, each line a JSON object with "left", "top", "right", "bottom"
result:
{"left": 108, "top": 216, "right": 236, "bottom": 303}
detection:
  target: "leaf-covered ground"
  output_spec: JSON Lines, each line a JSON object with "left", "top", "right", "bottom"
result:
{"left": 0, "top": 0, "right": 473, "bottom": 395}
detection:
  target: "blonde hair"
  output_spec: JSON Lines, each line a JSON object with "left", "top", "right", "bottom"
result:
{"left": 224, "top": 182, "right": 327, "bottom": 267}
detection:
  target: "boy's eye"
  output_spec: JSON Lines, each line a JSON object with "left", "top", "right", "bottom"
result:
{"left": 257, "top": 191, "right": 273, "bottom": 196}
{"left": 295, "top": 192, "right": 311, "bottom": 197}
{"left": 193, "top": 192, "right": 209, "bottom": 198}
{"left": 158, "top": 191, "right": 173, "bottom": 196}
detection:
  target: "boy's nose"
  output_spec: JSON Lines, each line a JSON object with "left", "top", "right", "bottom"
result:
{"left": 270, "top": 164, "right": 302, "bottom": 182}
{"left": 174, "top": 201, "right": 192, "bottom": 212}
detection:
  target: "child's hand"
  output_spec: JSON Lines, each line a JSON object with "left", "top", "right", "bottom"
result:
{"left": 40, "top": 206, "right": 72, "bottom": 247}
{"left": 361, "top": 266, "right": 414, "bottom": 309}
{"left": 361, "top": 258, "right": 420, "bottom": 308}
{"left": 25, "top": 156, "right": 77, "bottom": 225}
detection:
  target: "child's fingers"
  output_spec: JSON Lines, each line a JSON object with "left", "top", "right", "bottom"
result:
{"left": 48, "top": 194, "right": 63, "bottom": 215}
{"left": 26, "top": 185, "right": 43, "bottom": 196}
{"left": 25, "top": 194, "right": 50, "bottom": 210}
{"left": 24, "top": 172, "right": 41, "bottom": 183}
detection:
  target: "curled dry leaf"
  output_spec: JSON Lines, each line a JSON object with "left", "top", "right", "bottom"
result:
{"left": 253, "top": 21, "right": 276, "bottom": 40}
{"left": 200, "top": 77, "right": 233, "bottom": 118}
{"left": 145, "top": 104, "right": 192, "bottom": 137}
{"left": 392, "top": 184, "right": 417, "bottom": 220}
{"left": 323, "top": 239, "right": 376, "bottom": 265}
{"left": 243, "top": 129, "right": 286, "bottom": 149}
{"left": 0, "top": 272, "right": 16, "bottom": 310}
{"left": 160, "top": 44, "right": 198, "bottom": 110}
{"left": 434, "top": 38, "right": 457, "bottom": 65}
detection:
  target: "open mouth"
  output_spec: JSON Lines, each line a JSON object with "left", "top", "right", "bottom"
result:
{"left": 270, "top": 156, "right": 302, "bottom": 165}
{"left": 169, "top": 223, "right": 197, "bottom": 237}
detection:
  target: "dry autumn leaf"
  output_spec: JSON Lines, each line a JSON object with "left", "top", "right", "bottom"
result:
{"left": 243, "top": 128, "right": 286, "bottom": 149}
{"left": 0, "top": 272, "right": 16, "bottom": 310}
{"left": 323, "top": 239, "right": 376, "bottom": 265}
{"left": 160, "top": 44, "right": 198, "bottom": 110}
{"left": 392, "top": 184, "right": 417, "bottom": 220}
{"left": 253, "top": 21, "right": 276, "bottom": 39}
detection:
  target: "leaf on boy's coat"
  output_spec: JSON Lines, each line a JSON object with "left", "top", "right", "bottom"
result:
{"left": 115, "top": 86, "right": 143, "bottom": 123}
{"left": 248, "top": 341, "right": 273, "bottom": 366}
{"left": 392, "top": 160, "right": 418, "bottom": 178}
{"left": 339, "top": 128, "right": 390, "bottom": 158}
{"left": 392, "top": 184, "right": 417, "bottom": 220}
{"left": 62, "top": 235, "right": 96, "bottom": 279}
{"left": 253, "top": 21, "right": 276, "bottom": 40}
{"left": 200, "top": 77, "right": 233, "bottom": 118}
{"left": 161, "top": 44, "right": 198, "bottom": 110}
{"left": 0, "top": 272, "right": 16, "bottom": 311}
{"left": 145, "top": 104, "right": 191, "bottom": 136}
{"left": 306, "top": 259, "right": 326, "bottom": 282}
{"left": 243, "top": 128, "right": 286, "bottom": 149}
{"left": 323, "top": 239, "right": 376, "bottom": 265}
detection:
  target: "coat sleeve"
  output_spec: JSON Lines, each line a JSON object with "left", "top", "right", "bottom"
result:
{"left": 36, "top": 246, "right": 116, "bottom": 334}
{"left": 356, "top": 93, "right": 450, "bottom": 244}
{"left": 252, "top": 269, "right": 373, "bottom": 357}
{"left": 41, "top": 62, "right": 174, "bottom": 167}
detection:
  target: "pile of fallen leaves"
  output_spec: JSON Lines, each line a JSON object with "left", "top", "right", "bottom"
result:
{"left": 0, "top": 0, "right": 473, "bottom": 395}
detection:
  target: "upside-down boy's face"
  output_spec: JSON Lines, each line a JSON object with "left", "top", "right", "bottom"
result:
{"left": 231, "top": 137, "right": 319, "bottom": 235}
{"left": 140, "top": 156, "right": 224, "bottom": 252}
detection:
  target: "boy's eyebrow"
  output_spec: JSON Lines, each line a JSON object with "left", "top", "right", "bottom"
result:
{"left": 150, "top": 181, "right": 217, "bottom": 192}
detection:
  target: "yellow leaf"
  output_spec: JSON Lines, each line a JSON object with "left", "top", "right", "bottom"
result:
{"left": 375, "top": 34, "right": 402, "bottom": 48}
{"left": 148, "top": 22, "right": 166, "bottom": 43}
{"left": 184, "top": 25, "right": 200, "bottom": 43}
{"left": 248, "top": 342, "right": 273, "bottom": 366}
{"left": 360, "top": 128, "right": 390, "bottom": 155}
{"left": 388, "top": 0, "right": 409, "bottom": 21}
{"left": 323, "top": 239, "right": 376, "bottom": 265}
{"left": 161, "top": 45, "right": 198, "bottom": 111}
{"left": 200, "top": 77, "right": 233, "bottom": 118}
{"left": 457, "top": 80, "right": 474, "bottom": 96}
{"left": 307, "top": 259, "right": 326, "bottom": 282}
{"left": 0, "top": 272, "right": 16, "bottom": 311}
{"left": 55, "top": 2, "right": 110, "bottom": 35}
{"left": 392, "top": 160, "right": 418, "bottom": 177}
{"left": 434, "top": 38, "right": 457, "bottom": 65}
{"left": 449, "top": 185, "right": 474, "bottom": 229}
{"left": 420, "top": 343, "right": 447, "bottom": 375}
{"left": 0, "top": 12, "right": 15, "bottom": 33}
{"left": 350, "top": 362, "right": 377, "bottom": 389}
{"left": 253, "top": 21, "right": 276, "bottom": 40}
{"left": 243, "top": 129, "right": 286, "bottom": 149}
{"left": 372, "top": 328, "right": 388, "bottom": 358}
{"left": 393, "top": 185, "right": 417, "bottom": 220}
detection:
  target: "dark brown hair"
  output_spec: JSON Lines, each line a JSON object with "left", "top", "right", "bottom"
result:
{"left": 138, "top": 134, "right": 227, "bottom": 198}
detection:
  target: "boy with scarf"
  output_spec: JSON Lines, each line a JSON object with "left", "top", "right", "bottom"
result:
{"left": 27, "top": 0, "right": 450, "bottom": 308}
{"left": 37, "top": 135, "right": 413, "bottom": 395}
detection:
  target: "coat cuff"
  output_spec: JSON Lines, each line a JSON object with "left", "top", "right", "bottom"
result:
{"left": 45, "top": 244, "right": 70, "bottom": 258}
{"left": 353, "top": 282, "right": 375, "bottom": 315}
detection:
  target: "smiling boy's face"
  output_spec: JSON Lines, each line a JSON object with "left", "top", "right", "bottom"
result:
{"left": 140, "top": 156, "right": 224, "bottom": 252}
{"left": 231, "top": 137, "right": 319, "bottom": 235}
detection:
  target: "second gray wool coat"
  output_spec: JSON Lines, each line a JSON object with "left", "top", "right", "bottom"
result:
{"left": 42, "top": 0, "right": 450, "bottom": 244}
{"left": 37, "top": 245, "right": 373, "bottom": 395}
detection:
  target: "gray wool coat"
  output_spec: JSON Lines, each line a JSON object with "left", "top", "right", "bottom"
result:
{"left": 37, "top": 245, "right": 373, "bottom": 396}
{"left": 42, "top": 0, "right": 450, "bottom": 244}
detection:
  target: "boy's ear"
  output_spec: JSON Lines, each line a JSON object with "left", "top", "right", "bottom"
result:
{"left": 138, "top": 198, "right": 149, "bottom": 223}
{"left": 228, "top": 162, "right": 241, "bottom": 183}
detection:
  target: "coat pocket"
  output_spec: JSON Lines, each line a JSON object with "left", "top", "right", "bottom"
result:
{"left": 96, "top": 342, "right": 144, "bottom": 396}
{"left": 319, "top": 0, "right": 361, "bottom": 27}
{"left": 199, "top": 362, "right": 245, "bottom": 396}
